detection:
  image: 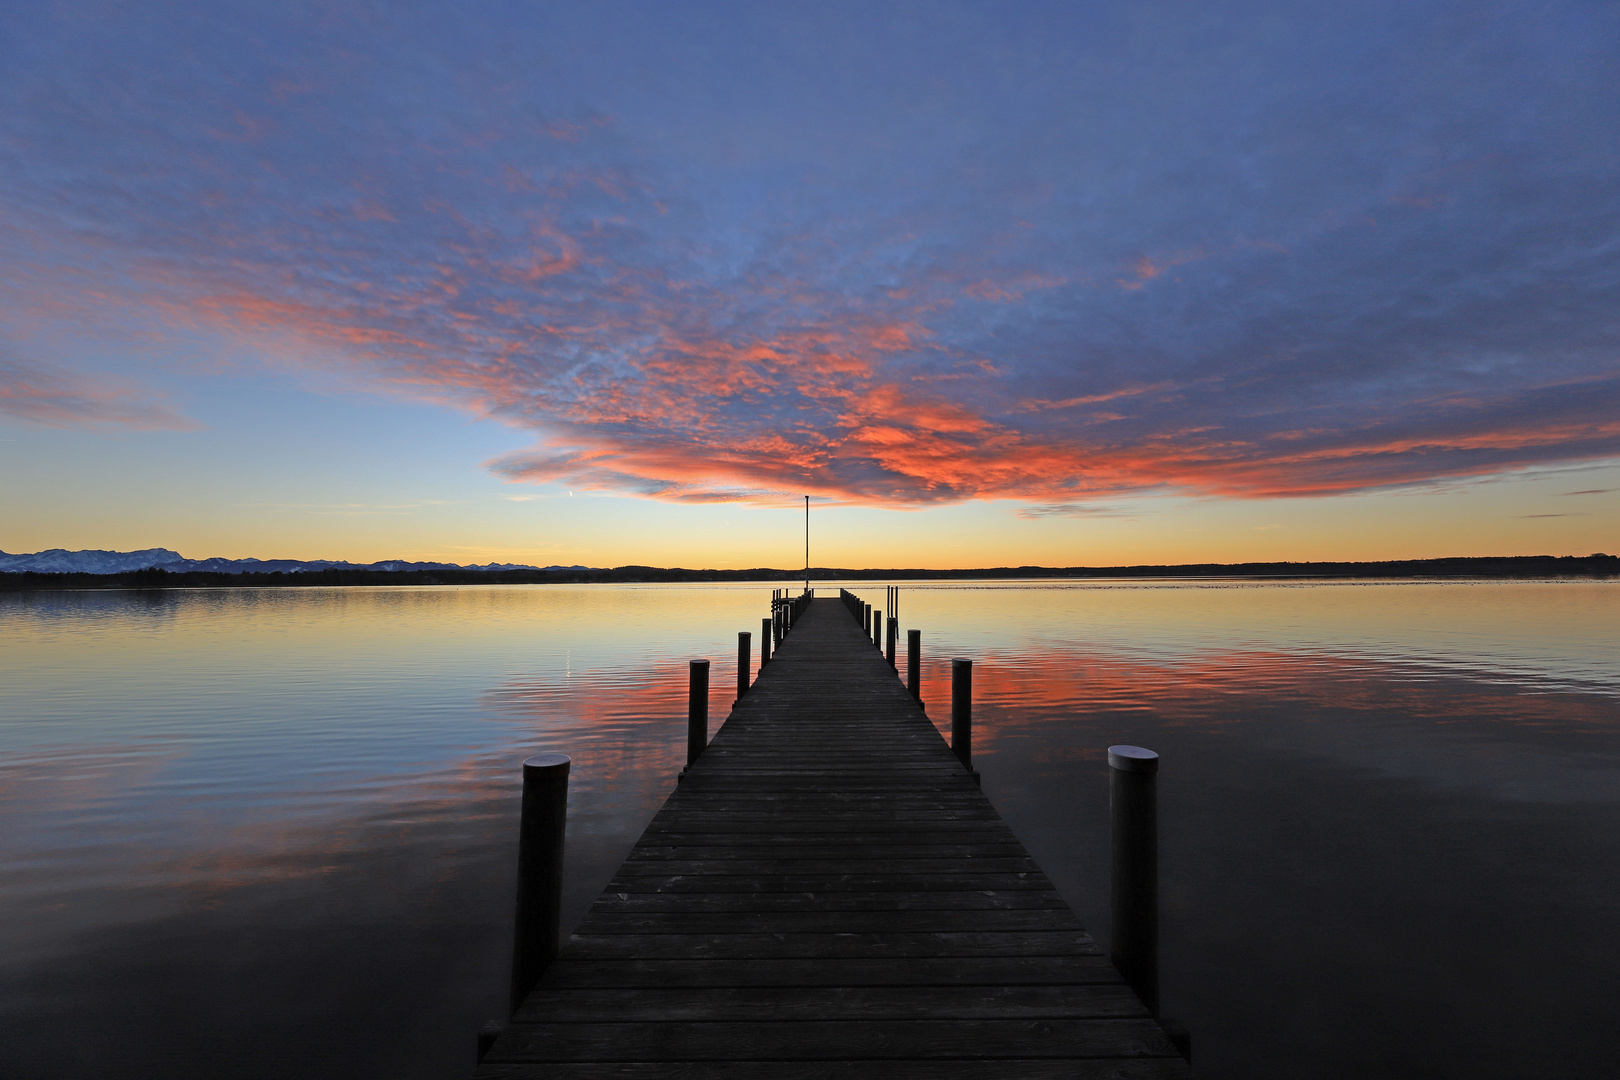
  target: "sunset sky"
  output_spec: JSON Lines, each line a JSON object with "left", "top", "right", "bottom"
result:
{"left": 3, "top": 1, "right": 1617, "bottom": 568}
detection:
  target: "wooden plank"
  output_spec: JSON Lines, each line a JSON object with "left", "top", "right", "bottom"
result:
{"left": 602, "top": 874, "right": 1062, "bottom": 894}
{"left": 571, "top": 909, "right": 1085, "bottom": 935}
{"left": 589, "top": 891, "right": 1072, "bottom": 913}
{"left": 475, "top": 1062, "right": 1194, "bottom": 1079}
{"left": 513, "top": 984, "right": 1149, "bottom": 1022}
{"left": 484, "top": 1018, "right": 1179, "bottom": 1062}
{"left": 562, "top": 931, "right": 1100, "bottom": 960}
{"left": 627, "top": 840, "right": 1027, "bottom": 853}
{"left": 534, "top": 955, "right": 1125, "bottom": 989}
{"left": 634, "top": 830, "right": 1021, "bottom": 843}
{"left": 609, "top": 857, "right": 1045, "bottom": 875}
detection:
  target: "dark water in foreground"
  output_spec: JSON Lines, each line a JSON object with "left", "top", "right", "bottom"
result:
{"left": 1, "top": 580, "right": 1616, "bottom": 1078}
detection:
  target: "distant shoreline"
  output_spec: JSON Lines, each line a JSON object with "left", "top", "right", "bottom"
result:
{"left": 1, "top": 554, "right": 1615, "bottom": 590}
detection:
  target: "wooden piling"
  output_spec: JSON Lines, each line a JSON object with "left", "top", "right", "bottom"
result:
{"left": 951, "top": 658, "right": 972, "bottom": 772}
{"left": 687, "top": 660, "right": 709, "bottom": 767}
{"left": 907, "top": 628, "right": 921, "bottom": 700}
{"left": 737, "top": 632, "right": 751, "bottom": 699}
{"left": 1109, "top": 745, "right": 1160, "bottom": 1018}
{"left": 509, "top": 753, "right": 570, "bottom": 1015}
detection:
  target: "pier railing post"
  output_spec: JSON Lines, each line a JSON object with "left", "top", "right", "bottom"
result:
{"left": 907, "top": 629, "right": 921, "bottom": 700}
{"left": 761, "top": 617, "right": 772, "bottom": 664}
{"left": 951, "top": 658, "right": 974, "bottom": 777}
{"left": 687, "top": 660, "right": 710, "bottom": 767}
{"left": 886, "top": 616, "right": 897, "bottom": 668}
{"left": 1108, "top": 744, "right": 1160, "bottom": 1018}
{"left": 737, "top": 632, "right": 750, "bottom": 699}
{"left": 874, "top": 608, "right": 882, "bottom": 647}
{"left": 510, "top": 752, "right": 570, "bottom": 1016}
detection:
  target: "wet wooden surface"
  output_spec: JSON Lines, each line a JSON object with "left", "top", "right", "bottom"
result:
{"left": 476, "top": 596, "right": 1192, "bottom": 1078}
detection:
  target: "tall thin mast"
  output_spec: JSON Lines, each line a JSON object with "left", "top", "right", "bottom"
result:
{"left": 804, "top": 495, "right": 810, "bottom": 593}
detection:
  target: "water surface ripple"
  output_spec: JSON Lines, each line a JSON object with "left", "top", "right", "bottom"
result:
{"left": 1, "top": 580, "right": 1615, "bottom": 1079}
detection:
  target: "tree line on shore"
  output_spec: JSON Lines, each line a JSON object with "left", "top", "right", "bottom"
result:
{"left": 1, "top": 553, "right": 1615, "bottom": 590}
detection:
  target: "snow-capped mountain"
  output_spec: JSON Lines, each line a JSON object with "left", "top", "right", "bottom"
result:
{"left": 0, "top": 548, "right": 185, "bottom": 574}
{"left": 0, "top": 548, "right": 554, "bottom": 574}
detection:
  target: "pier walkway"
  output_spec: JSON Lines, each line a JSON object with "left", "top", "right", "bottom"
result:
{"left": 476, "top": 596, "right": 1192, "bottom": 1077}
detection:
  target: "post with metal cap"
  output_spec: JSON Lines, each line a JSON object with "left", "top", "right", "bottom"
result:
{"left": 687, "top": 660, "right": 710, "bottom": 768}
{"left": 886, "top": 616, "right": 897, "bottom": 668}
{"left": 760, "top": 617, "right": 772, "bottom": 665}
{"left": 736, "top": 632, "right": 751, "bottom": 699}
{"left": 951, "top": 658, "right": 973, "bottom": 771}
{"left": 510, "top": 752, "right": 570, "bottom": 1015}
{"left": 907, "top": 629, "right": 921, "bottom": 700}
{"left": 1109, "top": 744, "right": 1160, "bottom": 1018}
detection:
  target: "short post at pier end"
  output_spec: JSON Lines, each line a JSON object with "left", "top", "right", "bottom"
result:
{"left": 951, "top": 658, "right": 976, "bottom": 782}
{"left": 687, "top": 660, "right": 710, "bottom": 768}
{"left": 510, "top": 753, "right": 570, "bottom": 1016}
{"left": 907, "top": 629, "right": 921, "bottom": 701}
{"left": 1108, "top": 744, "right": 1160, "bottom": 1019}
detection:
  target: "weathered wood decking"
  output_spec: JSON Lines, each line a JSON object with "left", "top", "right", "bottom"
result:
{"left": 477, "top": 596, "right": 1193, "bottom": 1078}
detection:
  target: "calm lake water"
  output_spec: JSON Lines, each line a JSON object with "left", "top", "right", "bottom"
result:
{"left": 2, "top": 580, "right": 1617, "bottom": 1078}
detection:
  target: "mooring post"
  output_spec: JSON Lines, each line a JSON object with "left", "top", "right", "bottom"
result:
{"left": 510, "top": 752, "right": 570, "bottom": 1016}
{"left": 761, "top": 617, "right": 772, "bottom": 664}
{"left": 874, "top": 608, "right": 882, "bottom": 647}
{"left": 1109, "top": 744, "right": 1160, "bottom": 1018}
{"left": 886, "top": 616, "right": 897, "bottom": 668}
{"left": 687, "top": 660, "right": 710, "bottom": 767}
{"left": 907, "top": 629, "right": 921, "bottom": 700}
{"left": 951, "top": 658, "right": 973, "bottom": 774}
{"left": 737, "top": 632, "right": 751, "bottom": 699}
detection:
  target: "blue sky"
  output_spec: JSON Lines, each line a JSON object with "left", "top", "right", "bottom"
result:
{"left": 3, "top": 1, "right": 1617, "bottom": 566}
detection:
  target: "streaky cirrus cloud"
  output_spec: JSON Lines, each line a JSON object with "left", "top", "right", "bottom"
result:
{"left": 1, "top": 1, "right": 1617, "bottom": 504}
{"left": 0, "top": 354, "right": 198, "bottom": 431}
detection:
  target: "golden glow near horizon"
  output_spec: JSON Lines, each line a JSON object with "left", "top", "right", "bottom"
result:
{"left": 5, "top": 427, "right": 1616, "bottom": 570}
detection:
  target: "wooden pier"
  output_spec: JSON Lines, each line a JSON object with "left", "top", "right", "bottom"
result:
{"left": 477, "top": 595, "right": 1193, "bottom": 1077}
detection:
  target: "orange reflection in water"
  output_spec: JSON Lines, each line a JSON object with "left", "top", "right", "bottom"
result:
{"left": 909, "top": 646, "right": 1620, "bottom": 763}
